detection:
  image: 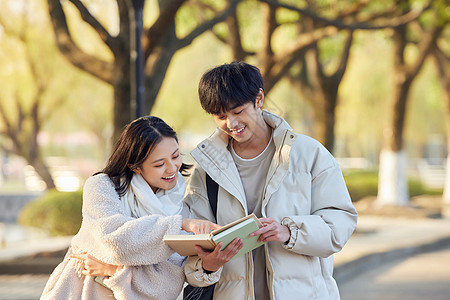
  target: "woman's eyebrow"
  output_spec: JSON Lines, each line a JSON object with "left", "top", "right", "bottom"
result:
{"left": 150, "top": 148, "right": 179, "bottom": 164}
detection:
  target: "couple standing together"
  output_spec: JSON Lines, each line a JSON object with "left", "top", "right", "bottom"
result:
{"left": 41, "top": 62, "right": 357, "bottom": 300}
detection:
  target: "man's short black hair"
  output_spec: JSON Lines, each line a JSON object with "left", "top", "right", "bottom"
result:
{"left": 198, "top": 61, "right": 264, "bottom": 114}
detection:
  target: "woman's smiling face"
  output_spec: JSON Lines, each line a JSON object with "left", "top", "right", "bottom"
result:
{"left": 134, "top": 137, "right": 182, "bottom": 193}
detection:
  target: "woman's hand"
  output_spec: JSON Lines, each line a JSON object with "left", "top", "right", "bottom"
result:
{"left": 71, "top": 252, "right": 118, "bottom": 277}
{"left": 182, "top": 219, "right": 222, "bottom": 234}
{"left": 250, "top": 217, "right": 291, "bottom": 243}
{"left": 194, "top": 238, "right": 244, "bottom": 272}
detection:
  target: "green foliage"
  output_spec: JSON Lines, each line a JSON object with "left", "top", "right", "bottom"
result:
{"left": 344, "top": 170, "right": 379, "bottom": 202}
{"left": 18, "top": 189, "right": 83, "bottom": 236}
{"left": 344, "top": 170, "right": 443, "bottom": 202}
{"left": 408, "top": 177, "right": 443, "bottom": 197}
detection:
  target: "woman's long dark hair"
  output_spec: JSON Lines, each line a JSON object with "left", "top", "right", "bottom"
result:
{"left": 96, "top": 116, "right": 190, "bottom": 197}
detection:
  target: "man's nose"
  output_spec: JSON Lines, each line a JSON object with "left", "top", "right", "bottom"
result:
{"left": 227, "top": 115, "right": 238, "bottom": 129}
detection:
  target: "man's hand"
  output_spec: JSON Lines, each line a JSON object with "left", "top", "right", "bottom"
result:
{"left": 195, "top": 238, "right": 244, "bottom": 272}
{"left": 182, "top": 219, "right": 222, "bottom": 234}
{"left": 250, "top": 218, "right": 290, "bottom": 243}
{"left": 70, "top": 252, "right": 118, "bottom": 277}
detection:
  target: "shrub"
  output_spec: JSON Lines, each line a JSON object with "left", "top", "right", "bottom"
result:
{"left": 344, "top": 169, "right": 444, "bottom": 202}
{"left": 344, "top": 170, "right": 379, "bottom": 202}
{"left": 18, "top": 189, "right": 82, "bottom": 236}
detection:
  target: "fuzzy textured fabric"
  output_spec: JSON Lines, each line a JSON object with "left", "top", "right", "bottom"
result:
{"left": 41, "top": 174, "right": 186, "bottom": 300}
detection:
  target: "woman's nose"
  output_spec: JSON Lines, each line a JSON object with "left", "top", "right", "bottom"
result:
{"left": 166, "top": 160, "right": 177, "bottom": 173}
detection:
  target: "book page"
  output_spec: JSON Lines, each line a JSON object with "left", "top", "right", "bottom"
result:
{"left": 211, "top": 213, "right": 262, "bottom": 235}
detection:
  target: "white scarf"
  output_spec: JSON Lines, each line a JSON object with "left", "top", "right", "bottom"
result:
{"left": 121, "top": 173, "right": 185, "bottom": 218}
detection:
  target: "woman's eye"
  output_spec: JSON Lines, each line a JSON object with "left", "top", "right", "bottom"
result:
{"left": 173, "top": 154, "right": 180, "bottom": 159}
{"left": 235, "top": 110, "right": 243, "bottom": 115}
{"left": 154, "top": 163, "right": 164, "bottom": 168}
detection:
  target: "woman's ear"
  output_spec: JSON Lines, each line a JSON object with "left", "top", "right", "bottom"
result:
{"left": 128, "top": 164, "right": 140, "bottom": 175}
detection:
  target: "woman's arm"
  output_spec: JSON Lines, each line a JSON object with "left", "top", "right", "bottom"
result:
{"left": 73, "top": 175, "right": 220, "bottom": 266}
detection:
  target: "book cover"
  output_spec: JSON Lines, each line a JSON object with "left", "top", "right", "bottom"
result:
{"left": 163, "top": 213, "right": 265, "bottom": 258}
{"left": 212, "top": 216, "right": 265, "bottom": 260}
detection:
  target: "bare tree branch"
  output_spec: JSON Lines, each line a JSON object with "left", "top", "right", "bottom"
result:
{"left": 407, "top": 24, "right": 445, "bottom": 80}
{"left": 332, "top": 29, "right": 354, "bottom": 83}
{"left": 46, "top": 0, "right": 114, "bottom": 84}
{"left": 143, "top": 0, "right": 186, "bottom": 56}
{"left": 176, "top": 0, "right": 240, "bottom": 50}
{"left": 274, "top": 25, "right": 338, "bottom": 63}
{"left": 261, "top": 0, "right": 430, "bottom": 30}
{"left": 68, "top": 0, "right": 118, "bottom": 50}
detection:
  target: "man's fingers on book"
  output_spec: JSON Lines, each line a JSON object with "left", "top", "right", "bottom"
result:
{"left": 250, "top": 226, "right": 270, "bottom": 237}
{"left": 214, "top": 242, "right": 223, "bottom": 252}
{"left": 223, "top": 238, "right": 243, "bottom": 255}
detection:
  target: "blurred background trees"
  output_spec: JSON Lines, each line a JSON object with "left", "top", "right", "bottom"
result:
{"left": 46, "top": 0, "right": 240, "bottom": 141}
{"left": 0, "top": 0, "right": 448, "bottom": 210}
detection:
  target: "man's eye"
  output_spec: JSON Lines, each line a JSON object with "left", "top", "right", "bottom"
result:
{"left": 235, "top": 109, "right": 243, "bottom": 115}
{"left": 173, "top": 154, "right": 180, "bottom": 159}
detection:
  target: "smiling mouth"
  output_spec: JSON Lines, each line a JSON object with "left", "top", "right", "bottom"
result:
{"left": 162, "top": 174, "right": 176, "bottom": 180}
{"left": 229, "top": 126, "right": 245, "bottom": 134}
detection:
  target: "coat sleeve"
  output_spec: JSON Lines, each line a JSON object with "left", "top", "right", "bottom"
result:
{"left": 184, "top": 255, "right": 222, "bottom": 287}
{"left": 71, "top": 175, "right": 182, "bottom": 266}
{"left": 281, "top": 146, "right": 358, "bottom": 258}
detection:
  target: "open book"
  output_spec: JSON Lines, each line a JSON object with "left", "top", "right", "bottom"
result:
{"left": 163, "top": 213, "right": 265, "bottom": 259}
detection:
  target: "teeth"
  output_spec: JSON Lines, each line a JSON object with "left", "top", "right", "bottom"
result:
{"left": 163, "top": 174, "right": 176, "bottom": 180}
{"left": 230, "top": 127, "right": 244, "bottom": 133}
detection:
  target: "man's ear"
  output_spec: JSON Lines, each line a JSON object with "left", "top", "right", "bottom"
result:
{"left": 255, "top": 88, "right": 264, "bottom": 109}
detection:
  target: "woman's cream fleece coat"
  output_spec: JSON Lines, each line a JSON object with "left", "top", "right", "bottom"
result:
{"left": 41, "top": 174, "right": 216, "bottom": 300}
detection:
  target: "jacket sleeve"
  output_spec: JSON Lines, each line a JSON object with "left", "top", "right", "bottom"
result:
{"left": 71, "top": 175, "right": 182, "bottom": 266}
{"left": 281, "top": 148, "right": 358, "bottom": 258}
{"left": 184, "top": 256, "right": 222, "bottom": 287}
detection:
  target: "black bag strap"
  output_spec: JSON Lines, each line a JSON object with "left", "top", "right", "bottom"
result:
{"left": 182, "top": 172, "right": 219, "bottom": 300}
{"left": 205, "top": 173, "right": 219, "bottom": 221}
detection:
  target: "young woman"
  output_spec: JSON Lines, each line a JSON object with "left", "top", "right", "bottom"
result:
{"left": 41, "top": 116, "right": 243, "bottom": 300}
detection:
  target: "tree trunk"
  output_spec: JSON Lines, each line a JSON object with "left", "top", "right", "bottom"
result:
{"left": 434, "top": 48, "right": 450, "bottom": 217}
{"left": 112, "top": 54, "right": 132, "bottom": 142}
{"left": 312, "top": 94, "right": 335, "bottom": 151}
{"left": 376, "top": 79, "right": 412, "bottom": 206}
{"left": 143, "top": 22, "right": 178, "bottom": 115}
{"left": 377, "top": 149, "right": 409, "bottom": 205}
{"left": 30, "top": 158, "right": 56, "bottom": 190}
{"left": 376, "top": 23, "right": 411, "bottom": 206}
{"left": 444, "top": 157, "right": 450, "bottom": 217}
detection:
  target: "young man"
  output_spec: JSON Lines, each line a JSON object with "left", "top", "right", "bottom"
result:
{"left": 184, "top": 62, "right": 357, "bottom": 299}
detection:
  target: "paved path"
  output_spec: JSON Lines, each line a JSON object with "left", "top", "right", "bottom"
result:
{"left": 0, "top": 274, "right": 49, "bottom": 300}
{"left": 339, "top": 244, "right": 450, "bottom": 300}
{"left": 1, "top": 215, "right": 450, "bottom": 299}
